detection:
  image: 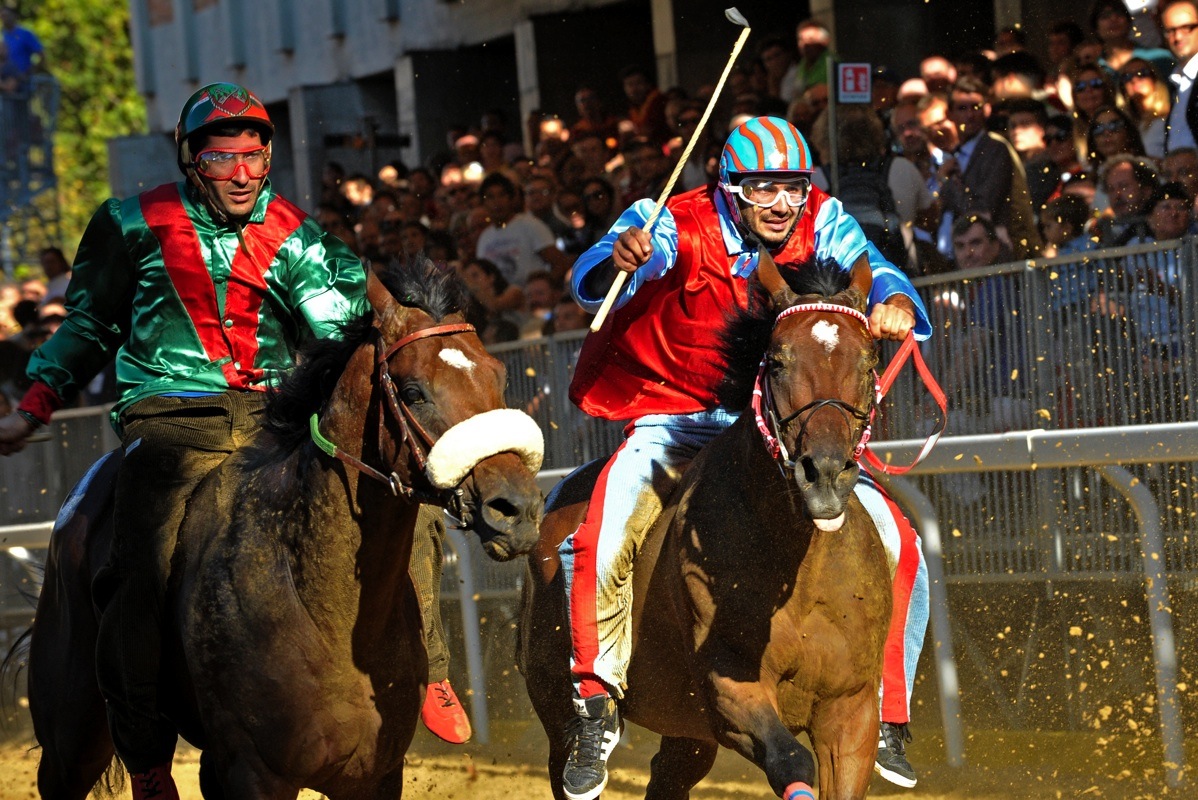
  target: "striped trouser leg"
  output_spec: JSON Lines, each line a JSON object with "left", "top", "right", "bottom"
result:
{"left": 559, "top": 409, "right": 737, "bottom": 700}
{"left": 855, "top": 478, "right": 929, "bottom": 724}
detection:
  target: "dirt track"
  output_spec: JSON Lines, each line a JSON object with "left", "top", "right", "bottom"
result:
{"left": 1, "top": 717, "right": 1187, "bottom": 800}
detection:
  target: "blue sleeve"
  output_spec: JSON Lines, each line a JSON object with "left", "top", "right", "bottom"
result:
{"left": 570, "top": 200, "right": 679, "bottom": 313}
{"left": 863, "top": 242, "right": 932, "bottom": 340}
{"left": 812, "top": 198, "right": 932, "bottom": 341}
{"left": 812, "top": 196, "right": 871, "bottom": 270}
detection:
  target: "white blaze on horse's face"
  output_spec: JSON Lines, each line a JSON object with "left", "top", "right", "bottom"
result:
{"left": 439, "top": 348, "right": 476, "bottom": 372}
{"left": 811, "top": 320, "right": 840, "bottom": 354}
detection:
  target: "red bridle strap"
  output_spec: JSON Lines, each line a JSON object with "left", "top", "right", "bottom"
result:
{"left": 752, "top": 303, "right": 947, "bottom": 476}
{"left": 861, "top": 330, "right": 948, "bottom": 475}
{"left": 752, "top": 302, "right": 871, "bottom": 463}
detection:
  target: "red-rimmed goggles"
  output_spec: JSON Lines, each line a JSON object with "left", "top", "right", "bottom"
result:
{"left": 193, "top": 145, "right": 271, "bottom": 181}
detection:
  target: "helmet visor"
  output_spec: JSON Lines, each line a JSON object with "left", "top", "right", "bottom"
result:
{"left": 194, "top": 145, "right": 271, "bottom": 181}
{"left": 725, "top": 176, "right": 810, "bottom": 208}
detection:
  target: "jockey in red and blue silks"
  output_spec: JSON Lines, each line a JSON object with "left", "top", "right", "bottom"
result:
{"left": 557, "top": 116, "right": 932, "bottom": 800}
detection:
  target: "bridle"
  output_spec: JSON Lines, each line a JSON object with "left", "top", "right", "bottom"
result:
{"left": 751, "top": 301, "right": 947, "bottom": 476}
{"left": 752, "top": 302, "right": 875, "bottom": 476}
{"left": 310, "top": 321, "right": 476, "bottom": 502}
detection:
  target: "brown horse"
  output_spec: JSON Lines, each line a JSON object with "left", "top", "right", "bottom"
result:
{"left": 519, "top": 251, "right": 892, "bottom": 800}
{"left": 27, "top": 262, "right": 545, "bottom": 799}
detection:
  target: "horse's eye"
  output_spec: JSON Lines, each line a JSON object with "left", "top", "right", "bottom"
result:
{"left": 401, "top": 385, "right": 426, "bottom": 405}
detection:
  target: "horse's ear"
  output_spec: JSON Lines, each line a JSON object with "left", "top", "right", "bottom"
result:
{"left": 366, "top": 269, "right": 396, "bottom": 317}
{"left": 756, "top": 245, "right": 795, "bottom": 307}
{"left": 848, "top": 254, "right": 872, "bottom": 310}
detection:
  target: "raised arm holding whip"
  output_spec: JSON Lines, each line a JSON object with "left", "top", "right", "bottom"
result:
{"left": 554, "top": 9, "right": 936, "bottom": 800}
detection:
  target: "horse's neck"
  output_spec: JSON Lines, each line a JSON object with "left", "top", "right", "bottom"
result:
{"left": 729, "top": 415, "right": 810, "bottom": 525}
{"left": 290, "top": 383, "right": 423, "bottom": 633}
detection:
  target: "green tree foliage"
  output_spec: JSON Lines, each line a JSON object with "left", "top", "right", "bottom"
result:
{"left": 23, "top": 0, "right": 145, "bottom": 258}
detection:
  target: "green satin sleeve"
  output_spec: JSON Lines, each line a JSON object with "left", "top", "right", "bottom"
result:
{"left": 287, "top": 220, "right": 367, "bottom": 340}
{"left": 27, "top": 199, "right": 135, "bottom": 398}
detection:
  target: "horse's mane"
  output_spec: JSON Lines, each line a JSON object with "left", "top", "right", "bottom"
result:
{"left": 262, "top": 258, "right": 470, "bottom": 454}
{"left": 716, "top": 254, "right": 857, "bottom": 410}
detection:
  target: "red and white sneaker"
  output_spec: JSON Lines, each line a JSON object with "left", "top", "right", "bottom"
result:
{"left": 130, "top": 763, "right": 180, "bottom": 800}
{"left": 421, "top": 679, "right": 473, "bottom": 744}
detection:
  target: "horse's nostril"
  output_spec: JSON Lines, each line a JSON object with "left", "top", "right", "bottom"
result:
{"left": 800, "top": 456, "right": 819, "bottom": 485}
{"left": 484, "top": 496, "right": 520, "bottom": 523}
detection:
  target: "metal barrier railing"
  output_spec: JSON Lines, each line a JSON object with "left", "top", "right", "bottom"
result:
{"left": 4, "top": 239, "right": 1197, "bottom": 587}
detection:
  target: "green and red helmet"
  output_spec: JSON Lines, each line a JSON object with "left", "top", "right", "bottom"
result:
{"left": 175, "top": 82, "right": 274, "bottom": 174}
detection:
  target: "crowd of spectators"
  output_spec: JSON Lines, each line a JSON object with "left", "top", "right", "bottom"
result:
{"left": 4, "top": 2, "right": 1198, "bottom": 420}
{"left": 298, "top": 3, "right": 1198, "bottom": 351}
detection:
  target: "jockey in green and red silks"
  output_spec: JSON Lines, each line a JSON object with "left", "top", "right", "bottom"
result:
{"left": 0, "top": 82, "right": 366, "bottom": 800}
{"left": 557, "top": 116, "right": 933, "bottom": 799}
{"left": 18, "top": 86, "right": 365, "bottom": 431}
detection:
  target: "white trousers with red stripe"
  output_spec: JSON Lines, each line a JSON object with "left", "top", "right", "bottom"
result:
{"left": 559, "top": 409, "right": 928, "bottom": 724}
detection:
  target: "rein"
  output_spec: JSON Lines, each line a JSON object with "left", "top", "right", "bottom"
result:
{"left": 751, "top": 302, "right": 946, "bottom": 477}
{"left": 310, "top": 321, "right": 476, "bottom": 500}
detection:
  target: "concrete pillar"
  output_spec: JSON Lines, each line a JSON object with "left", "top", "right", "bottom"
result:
{"left": 514, "top": 20, "right": 541, "bottom": 157}
{"left": 994, "top": 0, "right": 1022, "bottom": 31}
{"left": 812, "top": 0, "right": 836, "bottom": 48}
{"left": 650, "top": 0, "right": 678, "bottom": 91}
{"left": 396, "top": 56, "right": 420, "bottom": 169}
{"left": 287, "top": 86, "right": 320, "bottom": 209}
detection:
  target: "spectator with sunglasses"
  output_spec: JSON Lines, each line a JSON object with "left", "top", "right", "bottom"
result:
{"left": 1044, "top": 115, "right": 1086, "bottom": 194}
{"left": 578, "top": 177, "right": 620, "bottom": 250}
{"left": 1067, "top": 64, "right": 1119, "bottom": 146}
{"left": 1164, "top": 0, "right": 1198, "bottom": 155}
{"left": 1118, "top": 57, "right": 1171, "bottom": 159}
{"left": 1086, "top": 105, "right": 1147, "bottom": 170}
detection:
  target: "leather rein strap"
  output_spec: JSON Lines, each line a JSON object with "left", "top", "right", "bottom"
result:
{"left": 310, "top": 321, "right": 476, "bottom": 498}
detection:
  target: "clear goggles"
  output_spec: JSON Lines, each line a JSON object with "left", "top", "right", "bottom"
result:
{"left": 725, "top": 176, "right": 810, "bottom": 208}
{"left": 194, "top": 145, "right": 271, "bottom": 181}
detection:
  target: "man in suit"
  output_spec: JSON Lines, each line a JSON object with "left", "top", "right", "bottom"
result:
{"left": 936, "top": 78, "right": 1042, "bottom": 259}
{"left": 1163, "top": 0, "right": 1198, "bottom": 154}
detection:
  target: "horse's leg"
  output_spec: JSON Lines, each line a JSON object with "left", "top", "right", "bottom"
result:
{"left": 809, "top": 688, "right": 878, "bottom": 800}
{"left": 205, "top": 749, "right": 300, "bottom": 800}
{"left": 644, "top": 736, "right": 718, "bottom": 800}
{"left": 536, "top": 703, "right": 573, "bottom": 800}
{"left": 198, "top": 749, "right": 227, "bottom": 800}
{"left": 709, "top": 678, "right": 816, "bottom": 799}
{"left": 30, "top": 613, "right": 113, "bottom": 800}
{"left": 30, "top": 528, "right": 114, "bottom": 800}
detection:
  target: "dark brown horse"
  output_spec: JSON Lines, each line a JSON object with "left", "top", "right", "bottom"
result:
{"left": 28, "top": 262, "right": 544, "bottom": 798}
{"left": 519, "top": 252, "right": 892, "bottom": 800}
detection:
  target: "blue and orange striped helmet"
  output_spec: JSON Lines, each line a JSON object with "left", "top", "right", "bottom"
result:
{"left": 718, "top": 116, "right": 814, "bottom": 223}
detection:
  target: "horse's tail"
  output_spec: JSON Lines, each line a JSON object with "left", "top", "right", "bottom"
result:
{"left": 0, "top": 625, "right": 33, "bottom": 725}
{"left": 94, "top": 757, "right": 127, "bottom": 798}
{"left": 0, "top": 552, "right": 40, "bottom": 730}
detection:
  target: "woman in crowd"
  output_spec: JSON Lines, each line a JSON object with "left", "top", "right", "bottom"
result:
{"left": 1069, "top": 64, "right": 1120, "bottom": 150}
{"left": 577, "top": 176, "right": 620, "bottom": 250}
{"left": 1117, "top": 57, "right": 1169, "bottom": 161}
{"left": 1085, "top": 105, "right": 1146, "bottom": 172}
{"left": 458, "top": 257, "right": 527, "bottom": 345}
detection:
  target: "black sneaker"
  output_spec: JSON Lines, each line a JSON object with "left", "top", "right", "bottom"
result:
{"left": 562, "top": 694, "right": 621, "bottom": 800}
{"left": 874, "top": 721, "right": 917, "bottom": 788}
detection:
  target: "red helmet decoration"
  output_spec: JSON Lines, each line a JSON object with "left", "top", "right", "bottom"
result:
{"left": 175, "top": 82, "right": 274, "bottom": 174}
